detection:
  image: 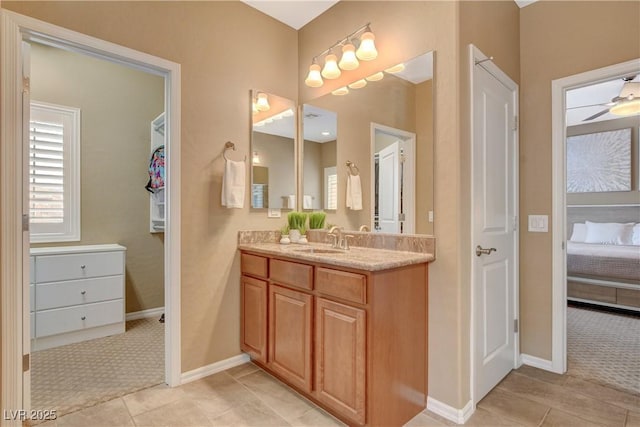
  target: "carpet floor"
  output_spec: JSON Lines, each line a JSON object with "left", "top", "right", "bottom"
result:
{"left": 31, "top": 318, "right": 164, "bottom": 417}
{"left": 568, "top": 304, "right": 640, "bottom": 395}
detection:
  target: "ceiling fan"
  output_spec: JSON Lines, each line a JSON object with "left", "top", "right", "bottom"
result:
{"left": 582, "top": 76, "right": 640, "bottom": 121}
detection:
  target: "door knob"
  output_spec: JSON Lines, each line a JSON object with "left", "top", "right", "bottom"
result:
{"left": 476, "top": 245, "right": 497, "bottom": 256}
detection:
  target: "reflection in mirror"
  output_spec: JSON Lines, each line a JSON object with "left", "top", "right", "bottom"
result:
{"left": 250, "top": 91, "right": 296, "bottom": 209}
{"left": 302, "top": 51, "right": 434, "bottom": 234}
{"left": 302, "top": 105, "right": 337, "bottom": 211}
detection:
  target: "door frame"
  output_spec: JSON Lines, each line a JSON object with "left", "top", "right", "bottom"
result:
{"left": 469, "top": 44, "right": 520, "bottom": 408}
{"left": 1, "top": 9, "right": 182, "bottom": 416}
{"left": 550, "top": 58, "right": 640, "bottom": 374}
{"left": 369, "top": 122, "right": 416, "bottom": 234}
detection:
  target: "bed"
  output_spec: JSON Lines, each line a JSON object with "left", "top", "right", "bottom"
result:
{"left": 567, "top": 205, "right": 640, "bottom": 311}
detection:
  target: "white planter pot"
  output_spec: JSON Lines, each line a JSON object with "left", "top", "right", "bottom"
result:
{"left": 289, "top": 229, "right": 301, "bottom": 243}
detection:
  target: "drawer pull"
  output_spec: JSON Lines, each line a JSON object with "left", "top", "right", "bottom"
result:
{"left": 80, "top": 265, "right": 86, "bottom": 269}
{"left": 81, "top": 290, "right": 86, "bottom": 295}
{"left": 81, "top": 316, "right": 86, "bottom": 320}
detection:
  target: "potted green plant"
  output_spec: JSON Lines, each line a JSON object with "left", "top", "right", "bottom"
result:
{"left": 279, "top": 225, "right": 290, "bottom": 245}
{"left": 298, "top": 224, "right": 308, "bottom": 244}
{"left": 308, "top": 212, "right": 326, "bottom": 229}
{"left": 287, "top": 211, "right": 308, "bottom": 243}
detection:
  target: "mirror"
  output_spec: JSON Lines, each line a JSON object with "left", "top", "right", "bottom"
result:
{"left": 250, "top": 90, "right": 296, "bottom": 209}
{"left": 302, "top": 51, "right": 434, "bottom": 234}
{"left": 302, "top": 105, "right": 337, "bottom": 211}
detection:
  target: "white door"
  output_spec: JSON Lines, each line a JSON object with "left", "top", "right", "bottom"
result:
{"left": 377, "top": 141, "right": 400, "bottom": 233}
{"left": 472, "top": 50, "right": 518, "bottom": 402}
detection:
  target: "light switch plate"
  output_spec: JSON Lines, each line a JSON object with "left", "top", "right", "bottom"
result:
{"left": 528, "top": 215, "right": 548, "bottom": 232}
{"left": 428, "top": 211, "right": 434, "bottom": 223}
{"left": 268, "top": 209, "right": 281, "bottom": 218}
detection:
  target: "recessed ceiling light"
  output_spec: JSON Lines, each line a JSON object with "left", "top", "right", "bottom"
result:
{"left": 321, "top": 131, "right": 331, "bottom": 136}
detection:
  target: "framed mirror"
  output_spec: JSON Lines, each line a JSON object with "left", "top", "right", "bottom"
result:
{"left": 250, "top": 90, "right": 297, "bottom": 210}
{"left": 301, "top": 51, "right": 435, "bottom": 234}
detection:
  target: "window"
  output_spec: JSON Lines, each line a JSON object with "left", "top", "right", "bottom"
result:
{"left": 324, "top": 166, "right": 337, "bottom": 210}
{"left": 29, "top": 101, "right": 81, "bottom": 243}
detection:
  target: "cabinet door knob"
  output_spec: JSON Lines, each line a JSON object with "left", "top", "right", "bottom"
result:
{"left": 81, "top": 290, "right": 86, "bottom": 295}
{"left": 80, "top": 265, "right": 86, "bottom": 269}
{"left": 81, "top": 316, "right": 86, "bottom": 320}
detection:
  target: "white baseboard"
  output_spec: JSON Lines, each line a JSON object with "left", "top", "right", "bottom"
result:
{"left": 426, "top": 397, "right": 474, "bottom": 425}
{"left": 125, "top": 307, "right": 165, "bottom": 321}
{"left": 520, "top": 354, "right": 555, "bottom": 372}
{"left": 180, "top": 353, "right": 250, "bottom": 385}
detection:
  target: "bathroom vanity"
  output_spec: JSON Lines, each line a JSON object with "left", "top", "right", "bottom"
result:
{"left": 238, "top": 241, "right": 432, "bottom": 426}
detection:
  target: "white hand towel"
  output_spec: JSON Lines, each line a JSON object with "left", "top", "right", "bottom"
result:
{"left": 286, "top": 195, "right": 296, "bottom": 209}
{"left": 221, "top": 159, "right": 245, "bottom": 209}
{"left": 303, "top": 195, "right": 313, "bottom": 209}
{"left": 346, "top": 174, "right": 363, "bottom": 211}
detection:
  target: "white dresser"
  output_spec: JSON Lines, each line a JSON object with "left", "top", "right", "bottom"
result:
{"left": 30, "top": 244, "right": 126, "bottom": 351}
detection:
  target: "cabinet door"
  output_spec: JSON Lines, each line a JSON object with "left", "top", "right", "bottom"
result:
{"left": 268, "top": 284, "right": 313, "bottom": 392}
{"left": 241, "top": 275, "right": 268, "bottom": 363}
{"left": 315, "top": 297, "right": 366, "bottom": 425}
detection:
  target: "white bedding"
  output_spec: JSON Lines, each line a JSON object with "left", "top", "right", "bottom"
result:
{"left": 567, "top": 241, "right": 640, "bottom": 260}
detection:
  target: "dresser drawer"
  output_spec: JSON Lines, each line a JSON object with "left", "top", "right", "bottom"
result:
{"left": 35, "top": 299, "right": 123, "bottom": 338}
{"left": 271, "top": 259, "right": 313, "bottom": 290}
{"left": 36, "top": 276, "right": 124, "bottom": 311}
{"left": 241, "top": 253, "right": 268, "bottom": 278}
{"left": 35, "top": 251, "right": 124, "bottom": 283}
{"left": 316, "top": 267, "right": 367, "bottom": 304}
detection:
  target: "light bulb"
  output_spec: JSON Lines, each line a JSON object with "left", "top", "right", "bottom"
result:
{"left": 322, "top": 53, "right": 341, "bottom": 79}
{"left": 356, "top": 30, "right": 377, "bottom": 61}
{"left": 304, "top": 62, "right": 323, "bottom": 87}
{"left": 339, "top": 43, "right": 359, "bottom": 70}
{"left": 366, "top": 72, "right": 384, "bottom": 82}
{"left": 332, "top": 86, "right": 349, "bottom": 96}
{"left": 256, "top": 93, "right": 270, "bottom": 111}
{"left": 349, "top": 79, "right": 367, "bottom": 89}
{"left": 610, "top": 97, "right": 640, "bottom": 116}
{"left": 385, "top": 63, "right": 405, "bottom": 73}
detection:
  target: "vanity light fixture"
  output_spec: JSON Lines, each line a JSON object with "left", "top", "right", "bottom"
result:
{"left": 322, "top": 52, "right": 342, "bottom": 79}
{"left": 366, "top": 72, "right": 385, "bottom": 82}
{"left": 252, "top": 151, "right": 261, "bottom": 164}
{"left": 304, "top": 23, "right": 378, "bottom": 88}
{"left": 332, "top": 86, "right": 349, "bottom": 96}
{"left": 255, "top": 92, "right": 270, "bottom": 112}
{"left": 385, "top": 63, "right": 405, "bottom": 73}
{"left": 348, "top": 79, "right": 367, "bottom": 89}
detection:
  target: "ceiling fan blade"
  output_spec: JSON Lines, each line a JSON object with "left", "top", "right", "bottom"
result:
{"left": 582, "top": 108, "right": 610, "bottom": 121}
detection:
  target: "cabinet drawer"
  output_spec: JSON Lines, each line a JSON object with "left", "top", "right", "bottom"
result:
{"left": 241, "top": 253, "right": 268, "bottom": 278}
{"left": 35, "top": 251, "right": 124, "bottom": 283}
{"left": 316, "top": 267, "right": 366, "bottom": 304}
{"left": 36, "top": 275, "right": 124, "bottom": 311}
{"left": 617, "top": 288, "right": 640, "bottom": 308}
{"left": 35, "top": 299, "right": 123, "bottom": 338}
{"left": 271, "top": 259, "right": 313, "bottom": 290}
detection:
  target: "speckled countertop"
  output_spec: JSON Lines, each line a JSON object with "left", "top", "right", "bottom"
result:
{"left": 238, "top": 242, "right": 434, "bottom": 272}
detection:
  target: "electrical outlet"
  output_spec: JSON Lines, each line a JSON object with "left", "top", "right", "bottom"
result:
{"left": 268, "top": 209, "right": 281, "bottom": 218}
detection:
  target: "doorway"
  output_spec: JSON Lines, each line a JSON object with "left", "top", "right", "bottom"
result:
{"left": 370, "top": 123, "right": 416, "bottom": 234}
{"left": 469, "top": 44, "right": 520, "bottom": 405}
{"left": 551, "top": 58, "right": 640, "bottom": 391}
{"left": 0, "top": 10, "right": 182, "bottom": 416}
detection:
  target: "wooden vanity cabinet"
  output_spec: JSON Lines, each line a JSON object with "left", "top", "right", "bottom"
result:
{"left": 240, "top": 250, "right": 428, "bottom": 427}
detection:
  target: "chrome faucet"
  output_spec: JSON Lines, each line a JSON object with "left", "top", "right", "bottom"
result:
{"left": 328, "top": 226, "right": 343, "bottom": 249}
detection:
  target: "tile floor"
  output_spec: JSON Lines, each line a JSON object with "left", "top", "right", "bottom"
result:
{"left": 36, "top": 363, "right": 639, "bottom": 426}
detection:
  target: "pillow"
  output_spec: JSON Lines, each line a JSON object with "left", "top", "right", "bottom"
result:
{"left": 633, "top": 224, "right": 640, "bottom": 246}
{"left": 570, "top": 223, "right": 587, "bottom": 242}
{"left": 584, "top": 221, "right": 634, "bottom": 245}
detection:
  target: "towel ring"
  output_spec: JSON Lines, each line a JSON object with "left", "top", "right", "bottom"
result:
{"left": 223, "top": 141, "right": 246, "bottom": 161}
{"left": 346, "top": 160, "right": 359, "bottom": 176}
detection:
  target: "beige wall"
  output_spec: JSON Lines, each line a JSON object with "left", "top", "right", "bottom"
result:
{"left": 252, "top": 132, "right": 296, "bottom": 209}
{"left": 566, "top": 117, "right": 640, "bottom": 205}
{"left": 3, "top": 1, "right": 300, "bottom": 373}
{"left": 29, "top": 43, "right": 165, "bottom": 313}
{"left": 416, "top": 79, "right": 434, "bottom": 235}
{"left": 520, "top": 1, "right": 640, "bottom": 359}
